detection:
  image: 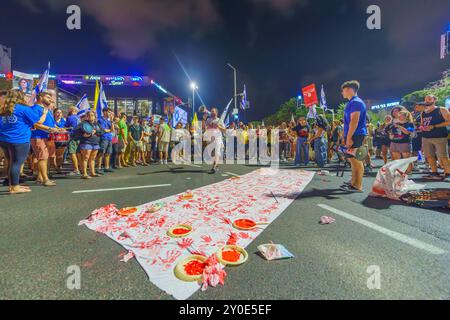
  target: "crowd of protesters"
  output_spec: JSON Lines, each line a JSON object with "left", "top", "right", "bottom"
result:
{"left": 0, "top": 84, "right": 449, "bottom": 195}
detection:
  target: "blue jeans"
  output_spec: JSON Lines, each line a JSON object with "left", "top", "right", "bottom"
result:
{"left": 295, "top": 137, "right": 309, "bottom": 165}
{"left": 0, "top": 141, "right": 30, "bottom": 186}
{"left": 314, "top": 137, "right": 327, "bottom": 168}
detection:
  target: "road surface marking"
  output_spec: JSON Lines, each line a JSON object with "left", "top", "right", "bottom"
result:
{"left": 318, "top": 204, "right": 446, "bottom": 255}
{"left": 185, "top": 164, "right": 202, "bottom": 168}
{"left": 225, "top": 172, "right": 240, "bottom": 177}
{"left": 73, "top": 184, "right": 172, "bottom": 194}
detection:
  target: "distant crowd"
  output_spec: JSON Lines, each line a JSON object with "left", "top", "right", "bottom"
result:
{"left": 0, "top": 82, "right": 449, "bottom": 195}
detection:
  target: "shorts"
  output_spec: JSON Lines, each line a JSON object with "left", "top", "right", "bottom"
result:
{"left": 54, "top": 142, "right": 67, "bottom": 149}
{"left": 412, "top": 137, "right": 422, "bottom": 152}
{"left": 99, "top": 139, "right": 113, "bottom": 154}
{"left": 158, "top": 141, "right": 169, "bottom": 153}
{"left": 31, "top": 138, "right": 55, "bottom": 160}
{"left": 422, "top": 137, "right": 449, "bottom": 158}
{"left": 118, "top": 137, "right": 127, "bottom": 153}
{"left": 79, "top": 144, "right": 100, "bottom": 151}
{"left": 378, "top": 138, "right": 390, "bottom": 147}
{"left": 143, "top": 142, "right": 151, "bottom": 153}
{"left": 68, "top": 139, "right": 80, "bottom": 155}
{"left": 365, "top": 136, "right": 374, "bottom": 152}
{"left": 350, "top": 135, "right": 365, "bottom": 149}
{"left": 390, "top": 142, "right": 411, "bottom": 154}
{"left": 131, "top": 141, "right": 144, "bottom": 152}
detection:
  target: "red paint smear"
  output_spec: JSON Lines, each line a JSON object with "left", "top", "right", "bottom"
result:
{"left": 173, "top": 228, "right": 190, "bottom": 235}
{"left": 234, "top": 219, "right": 256, "bottom": 229}
{"left": 227, "top": 233, "right": 239, "bottom": 245}
{"left": 222, "top": 250, "right": 241, "bottom": 262}
{"left": 184, "top": 260, "right": 206, "bottom": 276}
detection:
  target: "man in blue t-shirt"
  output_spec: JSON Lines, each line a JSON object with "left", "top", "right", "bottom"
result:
{"left": 340, "top": 80, "right": 367, "bottom": 192}
{"left": 97, "top": 108, "right": 114, "bottom": 173}
{"left": 30, "top": 92, "right": 60, "bottom": 187}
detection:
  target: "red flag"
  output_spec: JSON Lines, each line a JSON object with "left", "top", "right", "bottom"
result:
{"left": 302, "top": 84, "right": 319, "bottom": 107}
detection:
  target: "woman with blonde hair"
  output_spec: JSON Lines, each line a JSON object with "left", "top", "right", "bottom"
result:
{"left": 0, "top": 89, "right": 51, "bottom": 194}
{"left": 387, "top": 110, "right": 415, "bottom": 171}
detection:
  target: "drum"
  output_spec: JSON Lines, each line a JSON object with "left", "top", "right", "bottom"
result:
{"left": 49, "top": 132, "right": 69, "bottom": 142}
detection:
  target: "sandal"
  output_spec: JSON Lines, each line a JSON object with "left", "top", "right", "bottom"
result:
{"left": 43, "top": 180, "right": 57, "bottom": 187}
{"left": 10, "top": 186, "right": 32, "bottom": 195}
{"left": 81, "top": 175, "right": 91, "bottom": 179}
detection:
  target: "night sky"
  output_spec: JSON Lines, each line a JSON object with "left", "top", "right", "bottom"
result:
{"left": 1, "top": 0, "right": 449, "bottom": 120}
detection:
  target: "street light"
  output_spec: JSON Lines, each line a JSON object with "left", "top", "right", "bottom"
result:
{"left": 296, "top": 95, "right": 302, "bottom": 108}
{"left": 190, "top": 82, "right": 198, "bottom": 120}
{"left": 227, "top": 63, "right": 237, "bottom": 113}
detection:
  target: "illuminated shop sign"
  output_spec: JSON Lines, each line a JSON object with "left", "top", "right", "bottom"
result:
{"left": 371, "top": 101, "right": 400, "bottom": 110}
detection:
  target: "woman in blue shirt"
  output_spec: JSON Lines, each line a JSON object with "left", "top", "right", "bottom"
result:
{"left": 79, "top": 111, "right": 103, "bottom": 179}
{"left": 0, "top": 89, "right": 50, "bottom": 194}
{"left": 52, "top": 108, "right": 68, "bottom": 173}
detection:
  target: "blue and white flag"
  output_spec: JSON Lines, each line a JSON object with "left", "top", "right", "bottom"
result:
{"left": 240, "top": 84, "right": 248, "bottom": 110}
{"left": 224, "top": 114, "right": 230, "bottom": 128}
{"left": 76, "top": 94, "right": 91, "bottom": 117}
{"left": 320, "top": 84, "right": 328, "bottom": 111}
{"left": 96, "top": 82, "right": 109, "bottom": 119}
{"left": 307, "top": 104, "right": 317, "bottom": 119}
{"left": 30, "top": 62, "right": 50, "bottom": 104}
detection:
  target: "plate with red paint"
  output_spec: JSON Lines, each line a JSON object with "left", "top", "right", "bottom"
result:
{"left": 174, "top": 255, "right": 207, "bottom": 282}
{"left": 232, "top": 219, "right": 269, "bottom": 231}
{"left": 167, "top": 224, "right": 193, "bottom": 238}
{"left": 216, "top": 245, "right": 248, "bottom": 266}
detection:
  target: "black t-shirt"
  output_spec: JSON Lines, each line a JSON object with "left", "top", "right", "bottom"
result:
{"left": 421, "top": 108, "right": 448, "bottom": 139}
{"left": 387, "top": 122, "right": 414, "bottom": 143}
{"left": 292, "top": 124, "right": 310, "bottom": 138}
{"left": 80, "top": 121, "right": 102, "bottom": 145}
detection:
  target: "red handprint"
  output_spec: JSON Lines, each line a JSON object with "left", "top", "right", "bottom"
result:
{"left": 177, "top": 238, "right": 194, "bottom": 249}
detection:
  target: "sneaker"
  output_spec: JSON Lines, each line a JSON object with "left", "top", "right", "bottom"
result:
{"left": 208, "top": 168, "right": 217, "bottom": 174}
{"left": 341, "top": 180, "right": 352, "bottom": 187}
{"left": 340, "top": 184, "right": 363, "bottom": 193}
{"left": 164, "top": 160, "right": 168, "bottom": 165}
{"left": 104, "top": 168, "right": 114, "bottom": 173}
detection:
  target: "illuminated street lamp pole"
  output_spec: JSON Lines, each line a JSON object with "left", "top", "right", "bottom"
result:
{"left": 227, "top": 63, "right": 238, "bottom": 113}
{"left": 190, "top": 82, "right": 198, "bottom": 119}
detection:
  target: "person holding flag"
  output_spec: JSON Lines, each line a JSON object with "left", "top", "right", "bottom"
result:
{"left": 29, "top": 62, "right": 50, "bottom": 105}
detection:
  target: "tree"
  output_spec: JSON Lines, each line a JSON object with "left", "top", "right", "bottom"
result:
{"left": 402, "top": 69, "right": 450, "bottom": 107}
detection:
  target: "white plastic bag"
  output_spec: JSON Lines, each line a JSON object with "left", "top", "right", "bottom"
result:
{"left": 370, "top": 157, "right": 425, "bottom": 200}
{"left": 257, "top": 244, "right": 295, "bottom": 261}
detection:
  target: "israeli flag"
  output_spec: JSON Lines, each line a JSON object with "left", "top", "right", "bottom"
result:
{"left": 307, "top": 104, "right": 317, "bottom": 119}
{"left": 97, "top": 82, "right": 109, "bottom": 119}
{"left": 30, "top": 62, "right": 50, "bottom": 104}
{"left": 76, "top": 94, "right": 91, "bottom": 117}
{"left": 320, "top": 85, "right": 328, "bottom": 111}
{"left": 240, "top": 84, "right": 248, "bottom": 110}
{"left": 224, "top": 114, "right": 230, "bottom": 128}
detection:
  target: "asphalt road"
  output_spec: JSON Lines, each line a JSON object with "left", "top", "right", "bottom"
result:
{"left": 0, "top": 161, "right": 449, "bottom": 300}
